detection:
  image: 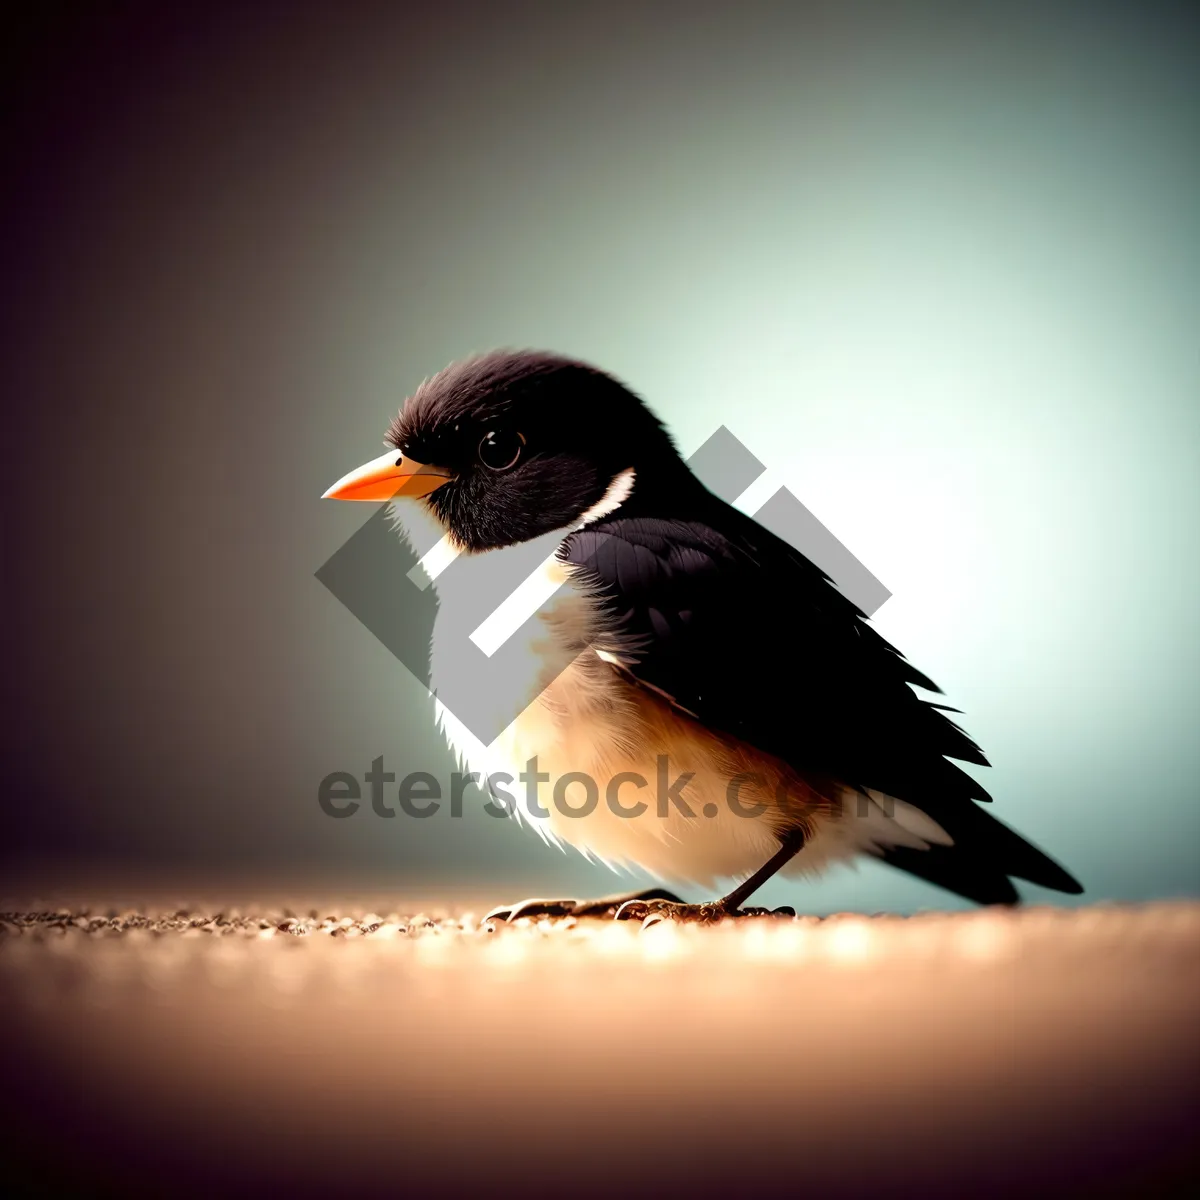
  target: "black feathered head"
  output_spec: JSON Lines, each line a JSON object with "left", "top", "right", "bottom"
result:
{"left": 324, "top": 350, "right": 683, "bottom": 551}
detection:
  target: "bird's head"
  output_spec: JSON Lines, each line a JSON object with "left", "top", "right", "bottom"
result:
{"left": 323, "top": 350, "right": 684, "bottom": 551}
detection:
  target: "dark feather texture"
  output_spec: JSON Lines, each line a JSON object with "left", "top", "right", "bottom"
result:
{"left": 385, "top": 351, "right": 681, "bottom": 552}
{"left": 563, "top": 481, "right": 1083, "bottom": 902}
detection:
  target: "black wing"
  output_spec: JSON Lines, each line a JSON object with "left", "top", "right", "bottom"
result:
{"left": 561, "top": 493, "right": 1081, "bottom": 904}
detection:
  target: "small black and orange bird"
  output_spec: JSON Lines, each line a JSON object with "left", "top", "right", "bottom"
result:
{"left": 324, "top": 351, "right": 1082, "bottom": 920}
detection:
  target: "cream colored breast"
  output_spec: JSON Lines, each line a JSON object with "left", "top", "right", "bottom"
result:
{"left": 429, "top": 552, "right": 823, "bottom": 884}
{"left": 412, "top": 507, "right": 950, "bottom": 889}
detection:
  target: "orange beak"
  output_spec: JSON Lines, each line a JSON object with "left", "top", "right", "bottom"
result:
{"left": 322, "top": 449, "right": 453, "bottom": 501}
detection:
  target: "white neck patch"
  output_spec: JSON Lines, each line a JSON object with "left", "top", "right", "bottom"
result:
{"left": 577, "top": 467, "right": 635, "bottom": 526}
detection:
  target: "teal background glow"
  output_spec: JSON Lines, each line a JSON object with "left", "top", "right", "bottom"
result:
{"left": 6, "top": 1, "right": 1198, "bottom": 910}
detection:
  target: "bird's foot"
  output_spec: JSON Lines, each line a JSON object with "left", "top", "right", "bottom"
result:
{"left": 614, "top": 898, "right": 797, "bottom": 927}
{"left": 485, "top": 887, "right": 686, "bottom": 924}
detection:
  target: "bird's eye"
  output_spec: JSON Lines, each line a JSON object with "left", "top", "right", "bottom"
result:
{"left": 478, "top": 430, "right": 525, "bottom": 471}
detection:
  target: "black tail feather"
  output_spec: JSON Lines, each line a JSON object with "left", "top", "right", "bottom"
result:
{"left": 879, "top": 844, "right": 1022, "bottom": 905}
{"left": 879, "top": 806, "right": 1083, "bottom": 905}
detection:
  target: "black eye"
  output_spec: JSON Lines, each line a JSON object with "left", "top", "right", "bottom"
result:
{"left": 478, "top": 430, "right": 524, "bottom": 471}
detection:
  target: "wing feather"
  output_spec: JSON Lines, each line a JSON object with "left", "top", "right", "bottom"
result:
{"left": 561, "top": 494, "right": 1081, "bottom": 902}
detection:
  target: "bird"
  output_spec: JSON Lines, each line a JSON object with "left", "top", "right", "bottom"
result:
{"left": 323, "top": 350, "right": 1082, "bottom": 922}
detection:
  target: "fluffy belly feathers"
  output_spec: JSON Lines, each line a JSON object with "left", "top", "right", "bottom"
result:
{"left": 429, "top": 554, "right": 938, "bottom": 888}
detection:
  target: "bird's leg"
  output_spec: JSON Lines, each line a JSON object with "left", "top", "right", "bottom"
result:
{"left": 485, "top": 887, "right": 686, "bottom": 924}
{"left": 615, "top": 831, "right": 807, "bottom": 925}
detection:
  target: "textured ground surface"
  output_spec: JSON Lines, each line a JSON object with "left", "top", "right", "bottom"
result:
{"left": 2, "top": 897, "right": 1198, "bottom": 1197}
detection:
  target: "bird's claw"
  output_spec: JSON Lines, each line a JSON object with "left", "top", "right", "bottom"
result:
{"left": 615, "top": 899, "right": 798, "bottom": 925}
{"left": 485, "top": 888, "right": 687, "bottom": 924}
{"left": 484, "top": 898, "right": 579, "bottom": 923}
{"left": 614, "top": 898, "right": 729, "bottom": 924}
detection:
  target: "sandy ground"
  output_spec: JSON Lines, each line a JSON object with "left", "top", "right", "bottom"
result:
{"left": 2, "top": 896, "right": 1198, "bottom": 1198}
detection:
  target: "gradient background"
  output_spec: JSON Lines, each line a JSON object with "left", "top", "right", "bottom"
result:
{"left": 5, "top": 0, "right": 1198, "bottom": 912}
